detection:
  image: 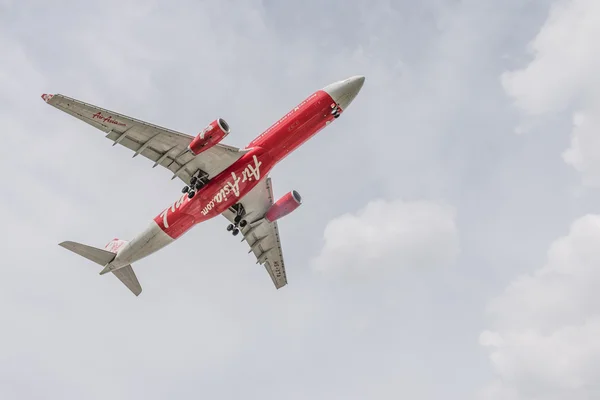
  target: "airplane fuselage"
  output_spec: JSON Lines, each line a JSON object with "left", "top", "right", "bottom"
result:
{"left": 109, "top": 88, "right": 344, "bottom": 269}
{"left": 155, "top": 89, "right": 337, "bottom": 237}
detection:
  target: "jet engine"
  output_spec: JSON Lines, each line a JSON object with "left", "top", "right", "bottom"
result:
{"left": 265, "top": 190, "right": 302, "bottom": 222}
{"left": 188, "top": 118, "right": 231, "bottom": 155}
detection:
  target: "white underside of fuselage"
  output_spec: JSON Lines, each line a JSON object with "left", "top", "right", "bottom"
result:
{"left": 109, "top": 221, "right": 174, "bottom": 270}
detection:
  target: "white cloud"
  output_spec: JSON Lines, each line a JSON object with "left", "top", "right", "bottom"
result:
{"left": 562, "top": 108, "right": 600, "bottom": 186}
{"left": 480, "top": 214, "right": 600, "bottom": 399}
{"left": 501, "top": 0, "right": 600, "bottom": 186}
{"left": 501, "top": 0, "right": 600, "bottom": 115}
{"left": 312, "top": 199, "right": 459, "bottom": 277}
{"left": 2, "top": 0, "right": 581, "bottom": 399}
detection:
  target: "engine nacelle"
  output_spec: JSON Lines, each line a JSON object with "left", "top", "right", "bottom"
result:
{"left": 188, "top": 118, "right": 230, "bottom": 155}
{"left": 265, "top": 190, "right": 302, "bottom": 222}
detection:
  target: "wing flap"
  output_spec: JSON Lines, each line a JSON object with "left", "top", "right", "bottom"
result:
{"left": 43, "top": 93, "right": 246, "bottom": 185}
{"left": 222, "top": 177, "right": 288, "bottom": 289}
{"left": 46, "top": 94, "right": 193, "bottom": 142}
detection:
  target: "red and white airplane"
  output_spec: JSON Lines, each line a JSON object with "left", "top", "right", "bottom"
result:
{"left": 43, "top": 75, "right": 365, "bottom": 296}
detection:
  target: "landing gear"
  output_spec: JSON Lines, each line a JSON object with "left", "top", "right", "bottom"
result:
{"left": 227, "top": 204, "right": 247, "bottom": 235}
{"left": 182, "top": 172, "right": 208, "bottom": 197}
{"left": 183, "top": 185, "right": 198, "bottom": 198}
{"left": 331, "top": 103, "right": 341, "bottom": 118}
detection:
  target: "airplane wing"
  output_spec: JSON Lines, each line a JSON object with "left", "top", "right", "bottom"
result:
{"left": 41, "top": 94, "right": 246, "bottom": 185}
{"left": 222, "top": 177, "right": 288, "bottom": 289}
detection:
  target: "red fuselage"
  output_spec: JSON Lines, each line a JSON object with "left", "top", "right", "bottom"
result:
{"left": 153, "top": 89, "right": 338, "bottom": 239}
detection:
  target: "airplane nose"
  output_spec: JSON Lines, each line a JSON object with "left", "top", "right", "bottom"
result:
{"left": 323, "top": 75, "right": 365, "bottom": 111}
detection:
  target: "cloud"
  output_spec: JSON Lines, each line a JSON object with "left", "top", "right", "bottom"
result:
{"left": 312, "top": 199, "right": 459, "bottom": 277}
{"left": 501, "top": 0, "right": 600, "bottom": 186}
{"left": 563, "top": 109, "right": 600, "bottom": 186}
{"left": 501, "top": 0, "right": 600, "bottom": 115}
{"left": 1, "top": 0, "right": 581, "bottom": 399}
{"left": 480, "top": 214, "right": 600, "bottom": 399}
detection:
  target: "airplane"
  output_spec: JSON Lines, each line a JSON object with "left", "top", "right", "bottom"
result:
{"left": 42, "top": 75, "right": 365, "bottom": 296}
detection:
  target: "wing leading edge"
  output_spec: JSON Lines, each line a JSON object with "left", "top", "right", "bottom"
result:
{"left": 222, "top": 177, "right": 288, "bottom": 289}
{"left": 44, "top": 93, "right": 288, "bottom": 289}
{"left": 42, "top": 93, "right": 247, "bottom": 185}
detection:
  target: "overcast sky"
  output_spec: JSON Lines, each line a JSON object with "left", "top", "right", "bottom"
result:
{"left": 2, "top": 0, "right": 600, "bottom": 399}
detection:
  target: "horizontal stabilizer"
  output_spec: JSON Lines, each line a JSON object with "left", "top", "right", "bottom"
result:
{"left": 59, "top": 241, "right": 116, "bottom": 265}
{"left": 112, "top": 265, "right": 142, "bottom": 296}
{"left": 59, "top": 241, "right": 142, "bottom": 296}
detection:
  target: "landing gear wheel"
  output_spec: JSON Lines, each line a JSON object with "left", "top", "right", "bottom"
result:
{"left": 188, "top": 190, "right": 196, "bottom": 199}
{"left": 190, "top": 176, "right": 198, "bottom": 185}
{"left": 182, "top": 186, "right": 189, "bottom": 193}
{"left": 331, "top": 103, "right": 341, "bottom": 115}
{"left": 228, "top": 203, "right": 247, "bottom": 234}
{"left": 334, "top": 113, "right": 340, "bottom": 118}
{"left": 195, "top": 182, "right": 203, "bottom": 191}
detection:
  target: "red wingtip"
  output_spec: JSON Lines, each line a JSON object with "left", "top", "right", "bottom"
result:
{"left": 41, "top": 93, "right": 54, "bottom": 103}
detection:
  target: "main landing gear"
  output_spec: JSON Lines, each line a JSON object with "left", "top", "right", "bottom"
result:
{"left": 226, "top": 204, "right": 248, "bottom": 236}
{"left": 182, "top": 173, "right": 208, "bottom": 199}
{"left": 331, "top": 103, "right": 341, "bottom": 119}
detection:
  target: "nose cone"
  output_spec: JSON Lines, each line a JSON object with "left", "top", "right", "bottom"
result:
{"left": 323, "top": 75, "right": 365, "bottom": 110}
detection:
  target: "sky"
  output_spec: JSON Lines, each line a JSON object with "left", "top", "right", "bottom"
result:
{"left": 1, "top": 0, "right": 600, "bottom": 398}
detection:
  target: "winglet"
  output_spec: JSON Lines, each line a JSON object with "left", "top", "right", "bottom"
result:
{"left": 41, "top": 94, "right": 54, "bottom": 103}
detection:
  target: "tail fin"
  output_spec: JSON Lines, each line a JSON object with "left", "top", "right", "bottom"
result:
{"left": 59, "top": 241, "right": 142, "bottom": 296}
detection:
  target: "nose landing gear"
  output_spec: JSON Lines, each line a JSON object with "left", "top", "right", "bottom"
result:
{"left": 331, "top": 103, "right": 341, "bottom": 118}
